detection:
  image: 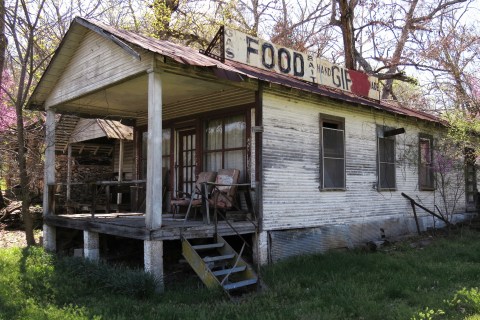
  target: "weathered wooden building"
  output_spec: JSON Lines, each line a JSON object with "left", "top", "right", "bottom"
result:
{"left": 28, "top": 18, "right": 476, "bottom": 292}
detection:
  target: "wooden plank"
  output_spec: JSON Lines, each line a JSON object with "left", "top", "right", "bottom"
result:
{"left": 44, "top": 215, "right": 149, "bottom": 240}
{"left": 44, "top": 214, "right": 256, "bottom": 241}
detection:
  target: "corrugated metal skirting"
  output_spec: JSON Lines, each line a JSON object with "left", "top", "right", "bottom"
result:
{"left": 269, "top": 225, "right": 352, "bottom": 263}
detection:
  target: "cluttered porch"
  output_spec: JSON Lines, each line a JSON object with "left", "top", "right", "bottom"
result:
{"left": 46, "top": 168, "right": 260, "bottom": 294}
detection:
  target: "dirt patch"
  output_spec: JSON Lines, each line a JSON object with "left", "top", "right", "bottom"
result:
{"left": 0, "top": 226, "right": 43, "bottom": 248}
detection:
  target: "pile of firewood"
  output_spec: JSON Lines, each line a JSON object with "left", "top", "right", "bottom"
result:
{"left": 0, "top": 192, "right": 42, "bottom": 229}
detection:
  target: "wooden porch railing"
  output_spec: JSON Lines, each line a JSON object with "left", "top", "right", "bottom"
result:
{"left": 47, "top": 180, "right": 146, "bottom": 217}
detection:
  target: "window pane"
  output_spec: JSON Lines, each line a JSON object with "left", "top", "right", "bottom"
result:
{"left": 379, "top": 163, "right": 395, "bottom": 189}
{"left": 225, "top": 150, "right": 245, "bottom": 182}
{"left": 420, "top": 139, "right": 431, "bottom": 164}
{"left": 205, "top": 152, "right": 222, "bottom": 172}
{"left": 225, "top": 115, "right": 246, "bottom": 148}
{"left": 162, "top": 130, "right": 171, "bottom": 172}
{"left": 324, "top": 158, "right": 345, "bottom": 188}
{"left": 323, "top": 128, "right": 344, "bottom": 158}
{"left": 379, "top": 138, "right": 395, "bottom": 163}
{"left": 206, "top": 119, "right": 223, "bottom": 150}
{"left": 419, "top": 164, "right": 432, "bottom": 188}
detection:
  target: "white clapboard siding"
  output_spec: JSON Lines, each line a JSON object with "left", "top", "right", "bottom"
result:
{"left": 261, "top": 91, "right": 465, "bottom": 231}
{"left": 45, "top": 30, "right": 152, "bottom": 108}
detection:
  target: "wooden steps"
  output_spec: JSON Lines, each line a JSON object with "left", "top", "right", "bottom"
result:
{"left": 182, "top": 235, "right": 258, "bottom": 294}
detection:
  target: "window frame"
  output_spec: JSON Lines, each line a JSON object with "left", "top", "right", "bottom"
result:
{"left": 418, "top": 133, "right": 434, "bottom": 191}
{"left": 377, "top": 126, "right": 396, "bottom": 191}
{"left": 204, "top": 112, "right": 249, "bottom": 183}
{"left": 319, "top": 113, "right": 346, "bottom": 191}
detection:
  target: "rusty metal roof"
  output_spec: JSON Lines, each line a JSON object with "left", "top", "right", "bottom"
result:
{"left": 80, "top": 18, "right": 441, "bottom": 125}
{"left": 32, "top": 17, "right": 442, "bottom": 125}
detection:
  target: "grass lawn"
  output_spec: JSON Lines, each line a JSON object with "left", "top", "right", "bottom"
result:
{"left": 0, "top": 228, "right": 480, "bottom": 320}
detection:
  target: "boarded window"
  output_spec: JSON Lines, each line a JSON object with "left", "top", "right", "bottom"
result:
{"left": 205, "top": 114, "right": 247, "bottom": 182}
{"left": 378, "top": 134, "right": 395, "bottom": 190}
{"left": 419, "top": 134, "right": 434, "bottom": 190}
{"left": 320, "top": 114, "right": 345, "bottom": 189}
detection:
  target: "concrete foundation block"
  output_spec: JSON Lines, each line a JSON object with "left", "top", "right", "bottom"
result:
{"left": 83, "top": 231, "right": 100, "bottom": 261}
{"left": 144, "top": 240, "right": 164, "bottom": 293}
{"left": 43, "top": 224, "right": 56, "bottom": 252}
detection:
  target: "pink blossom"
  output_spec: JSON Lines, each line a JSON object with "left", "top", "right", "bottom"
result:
{"left": 432, "top": 152, "right": 454, "bottom": 174}
{"left": 0, "top": 70, "right": 16, "bottom": 132}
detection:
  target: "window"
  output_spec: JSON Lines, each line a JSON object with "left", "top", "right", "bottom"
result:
{"left": 419, "top": 134, "right": 434, "bottom": 190}
{"left": 320, "top": 114, "right": 345, "bottom": 189}
{"left": 205, "top": 114, "right": 247, "bottom": 182}
{"left": 377, "top": 128, "right": 396, "bottom": 190}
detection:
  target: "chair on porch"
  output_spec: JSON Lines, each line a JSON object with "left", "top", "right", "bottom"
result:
{"left": 189, "top": 168, "right": 241, "bottom": 223}
{"left": 207, "top": 168, "right": 241, "bottom": 211}
{"left": 170, "top": 171, "right": 217, "bottom": 218}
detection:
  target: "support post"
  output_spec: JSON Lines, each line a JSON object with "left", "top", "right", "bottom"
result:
{"left": 66, "top": 144, "right": 72, "bottom": 202}
{"left": 145, "top": 68, "right": 163, "bottom": 229}
{"left": 84, "top": 230, "right": 100, "bottom": 261}
{"left": 43, "top": 108, "right": 56, "bottom": 251}
{"left": 144, "top": 240, "right": 164, "bottom": 293}
{"left": 117, "top": 139, "right": 124, "bottom": 209}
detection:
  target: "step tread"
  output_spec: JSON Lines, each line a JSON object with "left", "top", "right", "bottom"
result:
{"left": 223, "top": 278, "right": 258, "bottom": 290}
{"left": 203, "top": 254, "right": 235, "bottom": 263}
{"left": 192, "top": 243, "right": 224, "bottom": 250}
{"left": 212, "top": 266, "right": 246, "bottom": 276}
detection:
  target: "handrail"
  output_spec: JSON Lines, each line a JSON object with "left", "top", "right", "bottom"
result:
{"left": 47, "top": 180, "right": 147, "bottom": 217}
{"left": 180, "top": 180, "right": 259, "bottom": 283}
{"left": 401, "top": 192, "right": 452, "bottom": 235}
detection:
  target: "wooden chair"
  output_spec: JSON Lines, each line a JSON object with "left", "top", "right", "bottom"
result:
{"left": 189, "top": 169, "right": 240, "bottom": 224}
{"left": 170, "top": 171, "right": 217, "bottom": 218}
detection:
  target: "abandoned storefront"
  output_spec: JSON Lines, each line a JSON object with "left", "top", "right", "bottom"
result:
{"left": 28, "top": 17, "right": 476, "bottom": 292}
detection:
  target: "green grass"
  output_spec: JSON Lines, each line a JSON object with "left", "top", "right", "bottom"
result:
{"left": 1, "top": 229, "right": 480, "bottom": 320}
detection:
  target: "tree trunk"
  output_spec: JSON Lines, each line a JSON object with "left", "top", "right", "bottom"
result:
{"left": 16, "top": 98, "right": 35, "bottom": 245}
{"left": 339, "top": 0, "right": 356, "bottom": 70}
{"left": 0, "top": 0, "right": 6, "bottom": 80}
{"left": 381, "top": 0, "right": 418, "bottom": 99}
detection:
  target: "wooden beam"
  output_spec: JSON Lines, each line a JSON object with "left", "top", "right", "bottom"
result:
{"left": 145, "top": 68, "right": 163, "bottom": 229}
{"left": 117, "top": 139, "right": 125, "bottom": 209}
{"left": 66, "top": 144, "right": 72, "bottom": 201}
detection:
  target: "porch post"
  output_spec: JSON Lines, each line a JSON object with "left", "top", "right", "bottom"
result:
{"left": 43, "top": 108, "right": 56, "bottom": 252}
{"left": 66, "top": 143, "right": 72, "bottom": 202}
{"left": 117, "top": 139, "right": 124, "bottom": 209}
{"left": 144, "top": 240, "right": 164, "bottom": 293}
{"left": 145, "top": 68, "right": 163, "bottom": 229}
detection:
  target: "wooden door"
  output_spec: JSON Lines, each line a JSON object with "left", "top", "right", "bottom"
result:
{"left": 177, "top": 128, "right": 197, "bottom": 196}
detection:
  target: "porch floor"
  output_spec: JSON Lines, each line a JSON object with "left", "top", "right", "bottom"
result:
{"left": 44, "top": 213, "right": 257, "bottom": 241}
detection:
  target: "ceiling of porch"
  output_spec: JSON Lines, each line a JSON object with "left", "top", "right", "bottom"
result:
{"left": 53, "top": 72, "right": 249, "bottom": 121}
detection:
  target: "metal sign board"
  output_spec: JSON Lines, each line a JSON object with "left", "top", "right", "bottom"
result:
{"left": 223, "top": 27, "right": 380, "bottom": 100}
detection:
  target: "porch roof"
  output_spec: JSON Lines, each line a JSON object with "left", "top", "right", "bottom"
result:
{"left": 28, "top": 17, "right": 442, "bottom": 125}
